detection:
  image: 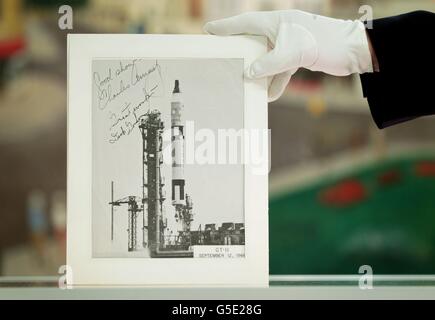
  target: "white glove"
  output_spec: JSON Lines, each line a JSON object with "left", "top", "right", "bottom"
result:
{"left": 204, "top": 10, "right": 373, "bottom": 102}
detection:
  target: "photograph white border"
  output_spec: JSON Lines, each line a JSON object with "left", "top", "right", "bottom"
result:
{"left": 67, "top": 34, "right": 268, "bottom": 287}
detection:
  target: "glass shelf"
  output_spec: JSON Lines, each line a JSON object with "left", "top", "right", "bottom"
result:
{"left": 2, "top": 276, "right": 435, "bottom": 299}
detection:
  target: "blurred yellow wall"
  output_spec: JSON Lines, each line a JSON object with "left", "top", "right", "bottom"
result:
{"left": 0, "top": 0, "right": 23, "bottom": 40}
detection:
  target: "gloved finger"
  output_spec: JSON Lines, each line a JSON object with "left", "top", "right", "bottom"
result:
{"left": 268, "top": 69, "right": 296, "bottom": 102}
{"left": 203, "top": 12, "right": 267, "bottom": 36}
{"left": 245, "top": 22, "right": 300, "bottom": 79}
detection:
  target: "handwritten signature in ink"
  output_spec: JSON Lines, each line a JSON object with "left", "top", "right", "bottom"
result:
{"left": 93, "top": 59, "right": 161, "bottom": 111}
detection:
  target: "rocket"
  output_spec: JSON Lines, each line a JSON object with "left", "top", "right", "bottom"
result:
{"left": 171, "top": 80, "right": 194, "bottom": 233}
{"left": 171, "top": 80, "right": 185, "bottom": 207}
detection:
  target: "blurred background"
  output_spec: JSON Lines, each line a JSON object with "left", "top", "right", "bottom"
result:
{"left": 0, "top": 0, "right": 435, "bottom": 280}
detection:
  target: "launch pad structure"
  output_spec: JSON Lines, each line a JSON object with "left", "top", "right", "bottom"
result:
{"left": 109, "top": 80, "right": 244, "bottom": 258}
{"left": 109, "top": 80, "right": 194, "bottom": 258}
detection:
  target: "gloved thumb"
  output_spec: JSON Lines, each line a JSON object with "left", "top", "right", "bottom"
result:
{"left": 246, "top": 22, "right": 317, "bottom": 79}
{"left": 245, "top": 23, "right": 294, "bottom": 79}
{"left": 268, "top": 69, "right": 297, "bottom": 102}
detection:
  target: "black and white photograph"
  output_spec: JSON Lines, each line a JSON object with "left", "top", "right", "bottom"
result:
{"left": 67, "top": 34, "right": 268, "bottom": 286}
{"left": 92, "top": 58, "right": 245, "bottom": 258}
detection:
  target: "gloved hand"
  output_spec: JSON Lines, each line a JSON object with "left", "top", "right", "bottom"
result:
{"left": 204, "top": 10, "right": 373, "bottom": 102}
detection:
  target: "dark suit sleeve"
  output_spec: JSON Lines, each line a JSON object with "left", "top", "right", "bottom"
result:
{"left": 359, "top": 11, "right": 435, "bottom": 129}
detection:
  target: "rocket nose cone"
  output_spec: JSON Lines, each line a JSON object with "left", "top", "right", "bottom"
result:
{"left": 173, "top": 80, "right": 180, "bottom": 93}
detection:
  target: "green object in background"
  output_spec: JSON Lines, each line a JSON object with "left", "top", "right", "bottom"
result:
{"left": 0, "top": 60, "right": 6, "bottom": 89}
{"left": 269, "top": 156, "right": 435, "bottom": 275}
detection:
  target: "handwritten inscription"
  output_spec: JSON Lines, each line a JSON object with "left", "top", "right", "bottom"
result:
{"left": 93, "top": 59, "right": 163, "bottom": 143}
